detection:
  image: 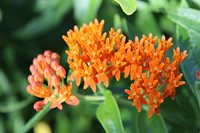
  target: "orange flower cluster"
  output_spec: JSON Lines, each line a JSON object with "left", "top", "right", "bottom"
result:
{"left": 62, "top": 19, "right": 188, "bottom": 117}
{"left": 27, "top": 50, "right": 79, "bottom": 111}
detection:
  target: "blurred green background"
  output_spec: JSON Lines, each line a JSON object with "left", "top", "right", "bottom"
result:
{"left": 0, "top": 0, "right": 200, "bottom": 133}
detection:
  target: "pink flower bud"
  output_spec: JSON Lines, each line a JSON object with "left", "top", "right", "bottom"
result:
{"left": 37, "top": 54, "right": 45, "bottom": 62}
{"left": 65, "top": 95, "right": 79, "bottom": 106}
{"left": 51, "top": 60, "right": 59, "bottom": 71}
{"left": 51, "top": 52, "right": 60, "bottom": 60}
{"left": 33, "top": 58, "right": 38, "bottom": 66}
{"left": 34, "top": 73, "right": 44, "bottom": 82}
{"left": 26, "top": 84, "right": 34, "bottom": 95}
{"left": 29, "top": 64, "right": 36, "bottom": 73}
{"left": 28, "top": 75, "right": 34, "bottom": 83}
{"left": 51, "top": 75, "right": 60, "bottom": 87}
{"left": 44, "top": 68, "right": 54, "bottom": 80}
{"left": 56, "top": 66, "right": 66, "bottom": 78}
{"left": 33, "top": 101, "right": 45, "bottom": 111}
{"left": 44, "top": 50, "right": 52, "bottom": 58}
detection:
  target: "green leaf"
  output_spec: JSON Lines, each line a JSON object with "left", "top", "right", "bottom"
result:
{"left": 0, "top": 98, "right": 33, "bottom": 113}
{"left": 0, "top": 116, "right": 5, "bottom": 133}
{"left": 167, "top": 8, "right": 200, "bottom": 36}
{"left": 135, "top": 1, "right": 161, "bottom": 36}
{"left": 136, "top": 110, "right": 168, "bottom": 133}
{"left": 73, "top": 0, "right": 102, "bottom": 26}
{"left": 0, "top": 69, "right": 11, "bottom": 94}
{"left": 96, "top": 90, "right": 124, "bottom": 133}
{"left": 191, "top": 0, "right": 200, "bottom": 8}
{"left": 13, "top": 0, "right": 72, "bottom": 39}
{"left": 175, "top": 27, "right": 200, "bottom": 95}
{"left": 114, "top": 0, "right": 137, "bottom": 15}
{"left": 195, "top": 82, "right": 200, "bottom": 109}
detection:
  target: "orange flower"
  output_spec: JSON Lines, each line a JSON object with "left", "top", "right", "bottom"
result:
{"left": 124, "top": 33, "right": 188, "bottom": 117}
{"left": 62, "top": 19, "right": 126, "bottom": 91}
{"left": 27, "top": 50, "right": 79, "bottom": 111}
{"left": 62, "top": 19, "right": 188, "bottom": 118}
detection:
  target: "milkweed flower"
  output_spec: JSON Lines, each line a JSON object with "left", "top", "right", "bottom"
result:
{"left": 27, "top": 50, "right": 79, "bottom": 111}
{"left": 62, "top": 19, "right": 188, "bottom": 118}
{"left": 62, "top": 19, "right": 127, "bottom": 92}
{"left": 124, "top": 34, "right": 188, "bottom": 118}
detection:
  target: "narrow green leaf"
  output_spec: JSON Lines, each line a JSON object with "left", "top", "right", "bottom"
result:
{"left": 115, "top": 0, "right": 137, "bottom": 15}
{"left": 0, "top": 98, "right": 33, "bottom": 113}
{"left": 18, "top": 103, "right": 51, "bottom": 133}
{"left": 0, "top": 116, "right": 5, "bottom": 133}
{"left": 73, "top": 0, "right": 102, "bottom": 26}
{"left": 167, "top": 8, "right": 200, "bottom": 36}
{"left": 195, "top": 82, "right": 200, "bottom": 109}
{"left": 136, "top": 110, "right": 168, "bottom": 133}
{"left": 13, "top": 0, "right": 72, "bottom": 39}
{"left": 0, "top": 69, "right": 11, "bottom": 94}
{"left": 96, "top": 90, "right": 124, "bottom": 133}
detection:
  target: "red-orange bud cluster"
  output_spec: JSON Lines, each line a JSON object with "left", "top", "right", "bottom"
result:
{"left": 27, "top": 50, "right": 79, "bottom": 111}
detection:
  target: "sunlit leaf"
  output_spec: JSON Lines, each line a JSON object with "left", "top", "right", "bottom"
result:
{"left": 167, "top": 8, "right": 200, "bottom": 36}
{"left": 195, "top": 82, "right": 200, "bottom": 109}
{"left": 73, "top": 0, "right": 102, "bottom": 26}
{"left": 191, "top": 0, "right": 200, "bottom": 8}
{"left": 96, "top": 90, "right": 124, "bottom": 133}
{"left": 114, "top": 0, "right": 137, "bottom": 15}
{"left": 136, "top": 110, "right": 168, "bottom": 133}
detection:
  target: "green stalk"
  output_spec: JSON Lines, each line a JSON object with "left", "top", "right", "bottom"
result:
{"left": 97, "top": 83, "right": 106, "bottom": 94}
{"left": 18, "top": 103, "right": 51, "bottom": 133}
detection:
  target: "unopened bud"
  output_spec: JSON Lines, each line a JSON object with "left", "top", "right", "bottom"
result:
{"left": 26, "top": 85, "right": 34, "bottom": 95}
{"left": 51, "top": 52, "right": 60, "bottom": 61}
{"left": 44, "top": 50, "right": 52, "bottom": 58}
{"left": 37, "top": 54, "right": 45, "bottom": 62}
{"left": 33, "top": 101, "right": 45, "bottom": 111}
{"left": 51, "top": 60, "right": 59, "bottom": 71}
{"left": 56, "top": 66, "right": 66, "bottom": 78}
{"left": 28, "top": 75, "right": 34, "bottom": 83}
{"left": 51, "top": 75, "right": 60, "bottom": 87}
{"left": 44, "top": 68, "right": 54, "bottom": 80}
{"left": 34, "top": 73, "right": 44, "bottom": 82}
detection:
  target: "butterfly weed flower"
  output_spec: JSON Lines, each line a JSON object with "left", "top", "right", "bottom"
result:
{"left": 27, "top": 50, "right": 79, "bottom": 111}
{"left": 62, "top": 19, "right": 188, "bottom": 118}
{"left": 124, "top": 34, "right": 188, "bottom": 118}
{"left": 62, "top": 19, "right": 127, "bottom": 92}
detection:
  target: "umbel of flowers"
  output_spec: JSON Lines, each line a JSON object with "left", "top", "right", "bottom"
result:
{"left": 27, "top": 50, "right": 79, "bottom": 111}
{"left": 62, "top": 19, "right": 188, "bottom": 118}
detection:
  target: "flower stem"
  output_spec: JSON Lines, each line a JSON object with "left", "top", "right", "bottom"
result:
{"left": 77, "top": 94, "right": 105, "bottom": 101}
{"left": 97, "top": 83, "right": 106, "bottom": 94}
{"left": 18, "top": 103, "right": 51, "bottom": 133}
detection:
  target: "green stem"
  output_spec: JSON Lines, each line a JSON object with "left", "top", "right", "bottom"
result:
{"left": 18, "top": 103, "right": 51, "bottom": 133}
{"left": 97, "top": 83, "right": 106, "bottom": 94}
{"left": 77, "top": 94, "right": 105, "bottom": 101}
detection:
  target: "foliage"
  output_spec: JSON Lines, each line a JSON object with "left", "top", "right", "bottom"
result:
{"left": 0, "top": 0, "right": 200, "bottom": 133}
